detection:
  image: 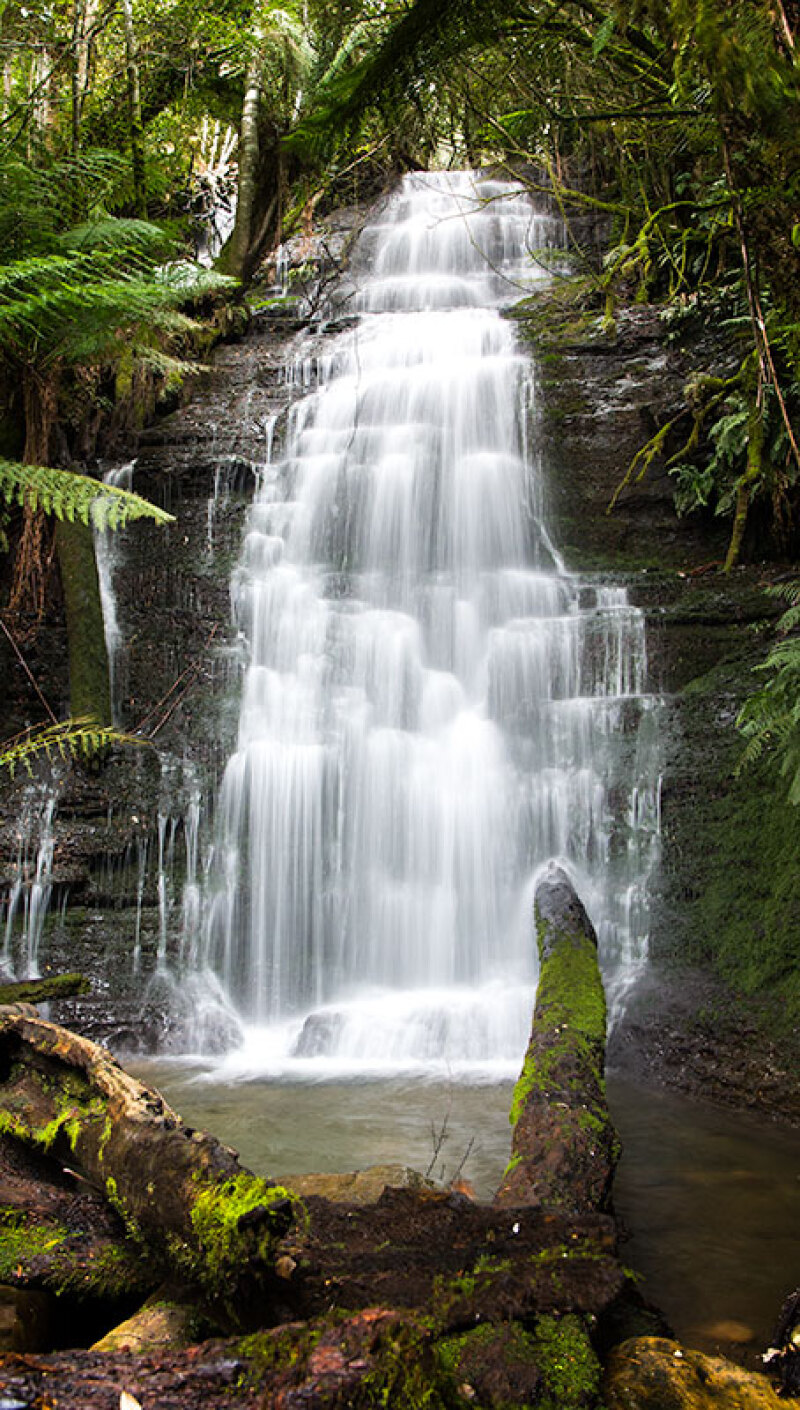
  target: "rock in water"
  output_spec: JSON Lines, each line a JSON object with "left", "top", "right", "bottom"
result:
{"left": 604, "top": 1336, "right": 796, "bottom": 1409}
{"left": 495, "top": 864, "right": 619, "bottom": 1211}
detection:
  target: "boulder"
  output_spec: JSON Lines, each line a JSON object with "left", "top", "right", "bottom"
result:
{"left": 91, "top": 1289, "right": 201, "bottom": 1354}
{"left": 604, "top": 1336, "right": 796, "bottom": 1410}
{"left": 282, "top": 1165, "right": 432, "bottom": 1204}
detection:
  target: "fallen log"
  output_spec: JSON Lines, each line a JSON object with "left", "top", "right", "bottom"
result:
{"left": 0, "top": 1012, "right": 303, "bottom": 1305}
{"left": 0, "top": 973, "right": 89, "bottom": 1005}
{"left": 495, "top": 864, "right": 620, "bottom": 1212}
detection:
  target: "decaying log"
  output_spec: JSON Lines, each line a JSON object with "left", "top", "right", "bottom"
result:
{"left": 0, "top": 1013, "right": 303, "bottom": 1303}
{"left": 495, "top": 864, "right": 620, "bottom": 1212}
{"left": 0, "top": 973, "right": 89, "bottom": 1006}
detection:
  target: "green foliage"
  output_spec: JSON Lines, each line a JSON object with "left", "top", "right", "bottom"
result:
{"left": 0, "top": 718, "right": 148, "bottom": 777}
{"left": 738, "top": 581, "right": 800, "bottom": 802}
{"left": 0, "top": 234, "right": 230, "bottom": 374}
{"left": 0, "top": 459, "right": 174, "bottom": 531}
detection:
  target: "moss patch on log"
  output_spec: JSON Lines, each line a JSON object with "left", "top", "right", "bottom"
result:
{"left": 0, "top": 974, "right": 89, "bottom": 1006}
{"left": 184, "top": 1175, "right": 305, "bottom": 1296}
{"left": 510, "top": 925, "right": 607, "bottom": 1127}
{"left": 497, "top": 868, "right": 619, "bottom": 1211}
{"left": 0, "top": 1204, "right": 148, "bottom": 1301}
{"left": 533, "top": 1312, "right": 602, "bottom": 1410}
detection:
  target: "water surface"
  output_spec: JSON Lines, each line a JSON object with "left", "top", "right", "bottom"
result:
{"left": 134, "top": 1058, "right": 800, "bottom": 1365}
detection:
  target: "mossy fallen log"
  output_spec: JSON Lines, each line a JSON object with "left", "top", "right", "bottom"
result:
{"left": 0, "top": 1013, "right": 303, "bottom": 1304}
{"left": 0, "top": 973, "right": 90, "bottom": 1006}
{"left": 495, "top": 864, "right": 620, "bottom": 1212}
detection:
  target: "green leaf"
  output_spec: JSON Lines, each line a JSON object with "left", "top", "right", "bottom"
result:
{"left": 592, "top": 14, "right": 615, "bottom": 59}
{"left": 0, "top": 459, "right": 175, "bottom": 530}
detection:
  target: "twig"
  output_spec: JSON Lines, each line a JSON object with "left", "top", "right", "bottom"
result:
{"left": 133, "top": 624, "right": 218, "bottom": 737}
{"left": 0, "top": 617, "right": 58, "bottom": 724}
{"left": 424, "top": 1114, "right": 450, "bottom": 1181}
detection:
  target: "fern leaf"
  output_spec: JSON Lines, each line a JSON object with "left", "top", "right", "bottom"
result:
{"left": 0, "top": 719, "right": 148, "bottom": 777}
{"left": 0, "top": 459, "right": 174, "bottom": 529}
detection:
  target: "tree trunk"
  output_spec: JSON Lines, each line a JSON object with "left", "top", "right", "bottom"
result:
{"left": 53, "top": 517, "right": 112, "bottom": 725}
{"left": 121, "top": 0, "right": 146, "bottom": 217}
{"left": 14, "top": 370, "right": 113, "bottom": 723}
{"left": 224, "top": 54, "right": 262, "bottom": 281}
{"left": 723, "top": 387, "right": 764, "bottom": 573}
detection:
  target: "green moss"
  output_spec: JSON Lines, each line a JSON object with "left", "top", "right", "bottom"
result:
{"left": 510, "top": 925, "right": 606, "bottom": 1126}
{"left": 105, "top": 1175, "right": 146, "bottom": 1249}
{"left": 98, "top": 1113, "right": 113, "bottom": 1162}
{"left": 0, "top": 1211, "right": 69, "bottom": 1280}
{"left": 0, "top": 1204, "right": 149, "bottom": 1301}
{"left": 656, "top": 644, "right": 800, "bottom": 1028}
{"left": 239, "top": 1319, "right": 460, "bottom": 1408}
{"left": 532, "top": 1313, "right": 602, "bottom": 1410}
{"left": 359, "top": 1318, "right": 461, "bottom": 1409}
{"left": 237, "top": 1324, "right": 322, "bottom": 1383}
{"left": 187, "top": 1175, "right": 305, "bottom": 1295}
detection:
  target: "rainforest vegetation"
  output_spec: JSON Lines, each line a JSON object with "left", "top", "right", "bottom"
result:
{"left": 0, "top": 0, "right": 799, "bottom": 786}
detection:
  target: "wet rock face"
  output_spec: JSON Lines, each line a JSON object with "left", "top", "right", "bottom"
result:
{"left": 496, "top": 866, "right": 619, "bottom": 1213}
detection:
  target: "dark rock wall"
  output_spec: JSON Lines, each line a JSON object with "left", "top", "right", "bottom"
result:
{"left": 521, "top": 291, "right": 800, "bottom": 1099}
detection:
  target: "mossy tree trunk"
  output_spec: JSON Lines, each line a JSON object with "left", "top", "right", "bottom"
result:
{"left": 218, "top": 53, "right": 286, "bottom": 284}
{"left": 53, "top": 517, "right": 112, "bottom": 725}
{"left": 723, "top": 375, "right": 765, "bottom": 573}
{"left": 13, "top": 366, "right": 113, "bottom": 726}
{"left": 495, "top": 865, "right": 619, "bottom": 1213}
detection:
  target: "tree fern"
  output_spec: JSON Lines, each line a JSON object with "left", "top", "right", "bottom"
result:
{"left": 0, "top": 719, "right": 148, "bottom": 778}
{"left": 737, "top": 582, "right": 800, "bottom": 801}
{"left": 0, "top": 459, "right": 174, "bottom": 531}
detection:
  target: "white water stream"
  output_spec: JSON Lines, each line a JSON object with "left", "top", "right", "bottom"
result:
{"left": 187, "top": 170, "right": 661, "bottom": 1076}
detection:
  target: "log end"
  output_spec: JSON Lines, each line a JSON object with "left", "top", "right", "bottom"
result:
{"left": 186, "top": 1175, "right": 306, "bottom": 1297}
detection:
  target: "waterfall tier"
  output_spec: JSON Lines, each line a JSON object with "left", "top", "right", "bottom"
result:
{"left": 196, "top": 170, "right": 660, "bottom": 1076}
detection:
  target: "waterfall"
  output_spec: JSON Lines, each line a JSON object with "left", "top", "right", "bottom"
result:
{"left": 1, "top": 782, "right": 59, "bottom": 980}
{"left": 196, "top": 170, "right": 660, "bottom": 1076}
{"left": 95, "top": 460, "right": 135, "bottom": 717}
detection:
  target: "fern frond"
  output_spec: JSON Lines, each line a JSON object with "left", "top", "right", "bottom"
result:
{"left": 58, "top": 218, "right": 175, "bottom": 259}
{"left": 0, "top": 718, "right": 148, "bottom": 778}
{"left": 0, "top": 459, "right": 174, "bottom": 530}
{"left": 130, "top": 346, "right": 209, "bottom": 380}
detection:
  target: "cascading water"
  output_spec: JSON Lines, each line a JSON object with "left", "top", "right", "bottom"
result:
{"left": 95, "top": 460, "right": 135, "bottom": 717}
{"left": 197, "top": 170, "right": 660, "bottom": 1076}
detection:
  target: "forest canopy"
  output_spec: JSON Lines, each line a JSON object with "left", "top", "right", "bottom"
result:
{"left": 0, "top": 0, "right": 799, "bottom": 770}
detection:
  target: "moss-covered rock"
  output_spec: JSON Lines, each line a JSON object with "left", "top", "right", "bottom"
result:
{"left": 91, "top": 1288, "right": 205, "bottom": 1353}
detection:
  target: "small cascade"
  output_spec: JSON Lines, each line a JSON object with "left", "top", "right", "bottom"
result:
{"left": 193, "top": 171, "right": 661, "bottom": 1075}
{"left": 1, "top": 782, "right": 60, "bottom": 979}
{"left": 94, "top": 460, "right": 135, "bottom": 716}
